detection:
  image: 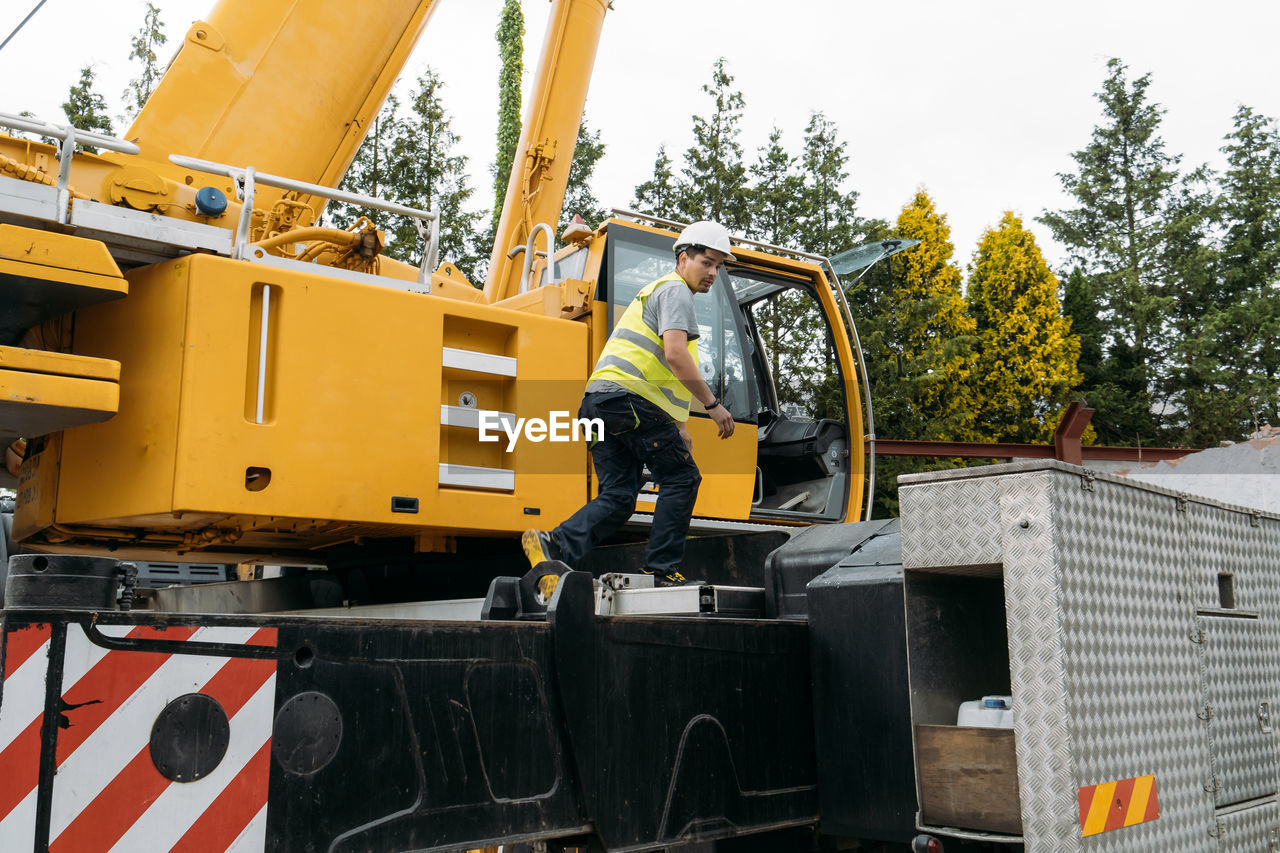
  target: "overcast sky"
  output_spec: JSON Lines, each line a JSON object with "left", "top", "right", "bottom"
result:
{"left": 5, "top": 0, "right": 1280, "bottom": 275}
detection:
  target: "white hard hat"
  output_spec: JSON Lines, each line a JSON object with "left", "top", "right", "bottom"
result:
{"left": 673, "top": 221, "right": 736, "bottom": 261}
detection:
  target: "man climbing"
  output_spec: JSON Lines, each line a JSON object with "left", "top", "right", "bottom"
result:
{"left": 522, "top": 221, "right": 736, "bottom": 585}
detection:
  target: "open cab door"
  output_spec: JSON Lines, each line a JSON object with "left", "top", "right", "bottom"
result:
{"left": 588, "top": 220, "right": 867, "bottom": 529}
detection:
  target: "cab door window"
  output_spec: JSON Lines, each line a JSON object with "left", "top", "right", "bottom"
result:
{"left": 604, "top": 225, "right": 756, "bottom": 421}
{"left": 731, "top": 270, "right": 851, "bottom": 521}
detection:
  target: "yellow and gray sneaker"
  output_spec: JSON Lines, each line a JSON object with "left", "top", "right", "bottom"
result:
{"left": 521, "top": 528, "right": 558, "bottom": 569}
{"left": 642, "top": 568, "right": 697, "bottom": 587}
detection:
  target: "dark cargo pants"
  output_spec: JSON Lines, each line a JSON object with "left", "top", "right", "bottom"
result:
{"left": 550, "top": 391, "right": 702, "bottom": 573}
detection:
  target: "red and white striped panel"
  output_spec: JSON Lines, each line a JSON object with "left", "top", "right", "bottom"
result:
{"left": 0, "top": 622, "right": 278, "bottom": 853}
{"left": 0, "top": 621, "right": 56, "bottom": 845}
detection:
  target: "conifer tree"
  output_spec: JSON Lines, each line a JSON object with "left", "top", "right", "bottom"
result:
{"left": 491, "top": 0, "right": 523, "bottom": 233}
{"left": 1062, "top": 267, "right": 1105, "bottom": 392}
{"left": 62, "top": 65, "right": 113, "bottom": 151}
{"left": 848, "top": 193, "right": 974, "bottom": 514}
{"left": 1212, "top": 105, "right": 1280, "bottom": 431}
{"left": 1039, "top": 59, "right": 1183, "bottom": 445}
{"left": 679, "top": 58, "right": 749, "bottom": 229}
{"left": 748, "top": 126, "right": 804, "bottom": 247}
{"left": 797, "top": 112, "right": 863, "bottom": 257}
{"left": 745, "top": 127, "right": 840, "bottom": 420}
{"left": 333, "top": 97, "right": 401, "bottom": 223}
{"left": 633, "top": 145, "right": 680, "bottom": 215}
{"left": 559, "top": 116, "right": 608, "bottom": 232}
{"left": 1159, "top": 170, "right": 1224, "bottom": 445}
{"left": 333, "top": 72, "right": 481, "bottom": 281}
{"left": 393, "top": 69, "right": 483, "bottom": 277}
{"left": 967, "top": 212, "right": 1082, "bottom": 443}
{"left": 886, "top": 190, "right": 978, "bottom": 442}
{"left": 124, "top": 3, "right": 167, "bottom": 120}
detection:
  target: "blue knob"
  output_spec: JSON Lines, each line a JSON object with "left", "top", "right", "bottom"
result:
{"left": 194, "top": 186, "right": 228, "bottom": 217}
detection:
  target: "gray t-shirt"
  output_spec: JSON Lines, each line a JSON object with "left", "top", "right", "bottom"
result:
{"left": 586, "top": 277, "right": 699, "bottom": 395}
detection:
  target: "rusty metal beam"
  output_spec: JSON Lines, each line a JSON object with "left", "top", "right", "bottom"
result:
{"left": 865, "top": 399, "right": 1195, "bottom": 463}
{"left": 1053, "top": 400, "right": 1094, "bottom": 465}
{"left": 867, "top": 439, "right": 1192, "bottom": 463}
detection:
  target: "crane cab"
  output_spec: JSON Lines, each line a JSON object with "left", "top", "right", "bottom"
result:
{"left": 555, "top": 216, "right": 867, "bottom": 530}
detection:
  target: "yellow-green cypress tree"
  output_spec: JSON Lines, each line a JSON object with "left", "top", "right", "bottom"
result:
{"left": 885, "top": 189, "right": 979, "bottom": 442}
{"left": 967, "top": 212, "right": 1083, "bottom": 442}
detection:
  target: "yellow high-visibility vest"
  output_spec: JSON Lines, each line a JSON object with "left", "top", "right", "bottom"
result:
{"left": 588, "top": 272, "right": 699, "bottom": 421}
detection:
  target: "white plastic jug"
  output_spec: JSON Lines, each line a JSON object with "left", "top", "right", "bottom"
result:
{"left": 957, "top": 695, "right": 1014, "bottom": 728}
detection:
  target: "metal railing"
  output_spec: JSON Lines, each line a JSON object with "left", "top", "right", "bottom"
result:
{"left": 508, "top": 221, "right": 558, "bottom": 293}
{"left": 169, "top": 154, "right": 440, "bottom": 282}
{"left": 0, "top": 110, "right": 140, "bottom": 224}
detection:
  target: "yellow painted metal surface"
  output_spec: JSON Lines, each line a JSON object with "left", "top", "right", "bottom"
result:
{"left": 0, "top": 0, "right": 874, "bottom": 552}
{"left": 122, "top": 0, "right": 439, "bottom": 220}
{"left": 0, "top": 225, "right": 123, "bottom": 279}
{"left": 0, "top": 346, "right": 119, "bottom": 381}
{"left": 0, "top": 369, "right": 118, "bottom": 441}
{"left": 0, "top": 225, "right": 126, "bottom": 441}
{"left": 13, "top": 432, "right": 60, "bottom": 541}
{"left": 486, "top": 0, "right": 610, "bottom": 302}
{"left": 626, "top": 419, "right": 761, "bottom": 521}
{"left": 36, "top": 254, "right": 589, "bottom": 553}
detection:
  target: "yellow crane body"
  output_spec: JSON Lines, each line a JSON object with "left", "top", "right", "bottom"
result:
{"left": 1, "top": 0, "right": 871, "bottom": 562}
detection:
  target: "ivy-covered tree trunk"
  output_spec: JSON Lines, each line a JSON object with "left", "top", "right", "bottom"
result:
{"left": 967, "top": 212, "right": 1082, "bottom": 443}
{"left": 491, "top": 0, "right": 523, "bottom": 234}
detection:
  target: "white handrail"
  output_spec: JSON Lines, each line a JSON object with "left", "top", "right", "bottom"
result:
{"left": 0, "top": 110, "right": 141, "bottom": 155}
{"left": 170, "top": 154, "right": 441, "bottom": 283}
{"left": 0, "top": 110, "right": 142, "bottom": 224}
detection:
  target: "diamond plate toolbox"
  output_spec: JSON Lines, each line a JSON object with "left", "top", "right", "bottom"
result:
{"left": 899, "top": 461, "right": 1280, "bottom": 852}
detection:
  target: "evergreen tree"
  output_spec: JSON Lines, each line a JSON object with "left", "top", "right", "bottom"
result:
{"left": 745, "top": 127, "right": 838, "bottom": 420}
{"left": 491, "top": 0, "right": 523, "bottom": 233}
{"left": 1039, "top": 59, "right": 1184, "bottom": 445}
{"left": 846, "top": 195, "right": 974, "bottom": 516}
{"left": 332, "top": 96, "right": 402, "bottom": 223}
{"left": 392, "top": 69, "right": 483, "bottom": 277}
{"left": 885, "top": 189, "right": 978, "bottom": 443}
{"left": 679, "top": 58, "right": 749, "bottom": 229}
{"left": 1220, "top": 107, "right": 1280, "bottom": 300}
{"left": 124, "top": 2, "right": 167, "bottom": 119}
{"left": 633, "top": 145, "right": 680, "bottom": 215}
{"left": 748, "top": 126, "right": 805, "bottom": 247}
{"left": 62, "top": 65, "right": 114, "bottom": 151}
{"left": 1159, "top": 170, "right": 1223, "bottom": 445}
{"left": 1062, "top": 267, "right": 1105, "bottom": 393}
{"left": 967, "top": 212, "right": 1082, "bottom": 443}
{"left": 333, "top": 72, "right": 481, "bottom": 281}
{"left": 797, "top": 112, "right": 864, "bottom": 257}
{"left": 1213, "top": 106, "right": 1280, "bottom": 431}
{"left": 559, "top": 116, "right": 608, "bottom": 233}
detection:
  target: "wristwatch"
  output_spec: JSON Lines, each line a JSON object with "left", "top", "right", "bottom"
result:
{"left": 705, "top": 397, "right": 721, "bottom": 410}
